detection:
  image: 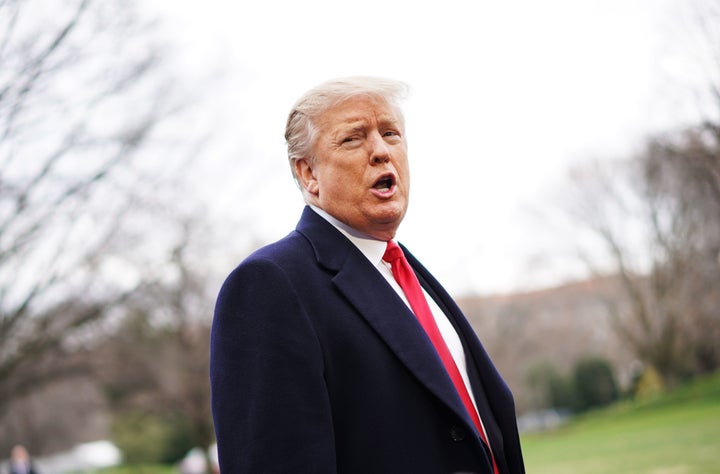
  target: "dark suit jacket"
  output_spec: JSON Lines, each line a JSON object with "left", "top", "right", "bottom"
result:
{"left": 210, "top": 206, "right": 525, "bottom": 473}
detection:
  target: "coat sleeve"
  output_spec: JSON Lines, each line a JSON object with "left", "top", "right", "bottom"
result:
{"left": 210, "top": 257, "right": 336, "bottom": 473}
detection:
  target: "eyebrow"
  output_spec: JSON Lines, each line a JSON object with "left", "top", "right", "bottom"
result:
{"left": 328, "top": 114, "right": 402, "bottom": 140}
{"left": 378, "top": 116, "right": 401, "bottom": 129}
{"left": 333, "top": 121, "right": 366, "bottom": 136}
{"left": 340, "top": 115, "right": 400, "bottom": 129}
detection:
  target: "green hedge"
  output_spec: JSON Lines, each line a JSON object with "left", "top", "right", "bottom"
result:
{"left": 111, "top": 411, "right": 194, "bottom": 464}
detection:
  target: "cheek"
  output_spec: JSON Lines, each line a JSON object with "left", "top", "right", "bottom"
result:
{"left": 330, "top": 162, "right": 363, "bottom": 186}
{"left": 395, "top": 150, "right": 409, "bottom": 174}
{"left": 318, "top": 168, "right": 352, "bottom": 198}
{"left": 398, "top": 161, "right": 410, "bottom": 185}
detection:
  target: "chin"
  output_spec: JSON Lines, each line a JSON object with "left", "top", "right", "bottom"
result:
{"left": 371, "top": 211, "right": 405, "bottom": 232}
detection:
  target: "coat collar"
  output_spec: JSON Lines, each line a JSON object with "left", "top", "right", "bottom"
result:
{"left": 295, "top": 206, "right": 480, "bottom": 437}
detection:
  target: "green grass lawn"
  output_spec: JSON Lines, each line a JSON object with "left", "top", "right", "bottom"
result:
{"left": 89, "top": 374, "right": 720, "bottom": 474}
{"left": 521, "top": 373, "right": 720, "bottom": 473}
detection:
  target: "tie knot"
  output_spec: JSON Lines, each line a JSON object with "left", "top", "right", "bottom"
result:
{"left": 383, "top": 240, "right": 404, "bottom": 264}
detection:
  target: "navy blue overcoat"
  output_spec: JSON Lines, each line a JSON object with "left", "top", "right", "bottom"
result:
{"left": 210, "top": 206, "right": 525, "bottom": 473}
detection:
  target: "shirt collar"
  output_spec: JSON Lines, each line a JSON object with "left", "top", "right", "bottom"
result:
{"left": 309, "top": 205, "right": 388, "bottom": 266}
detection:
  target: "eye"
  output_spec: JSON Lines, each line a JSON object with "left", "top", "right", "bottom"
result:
{"left": 340, "top": 134, "right": 363, "bottom": 147}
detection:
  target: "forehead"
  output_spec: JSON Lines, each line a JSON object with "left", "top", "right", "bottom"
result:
{"left": 315, "top": 95, "right": 402, "bottom": 131}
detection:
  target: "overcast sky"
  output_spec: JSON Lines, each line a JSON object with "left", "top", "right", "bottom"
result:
{"left": 145, "top": 0, "right": 710, "bottom": 295}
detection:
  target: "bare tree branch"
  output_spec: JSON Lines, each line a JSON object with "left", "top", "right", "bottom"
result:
{"left": 0, "top": 0, "right": 207, "bottom": 424}
{"left": 0, "top": 0, "right": 90, "bottom": 147}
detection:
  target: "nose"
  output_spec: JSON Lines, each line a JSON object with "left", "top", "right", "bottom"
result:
{"left": 369, "top": 132, "right": 390, "bottom": 164}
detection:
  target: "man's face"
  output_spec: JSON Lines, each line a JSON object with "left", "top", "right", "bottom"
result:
{"left": 296, "top": 95, "right": 410, "bottom": 241}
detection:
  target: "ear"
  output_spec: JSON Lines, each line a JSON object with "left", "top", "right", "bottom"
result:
{"left": 295, "top": 158, "right": 319, "bottom": 196}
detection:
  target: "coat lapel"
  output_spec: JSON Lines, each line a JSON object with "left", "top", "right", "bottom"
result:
{"left": 296, "top": 207, "right": 476, "bottom": 433}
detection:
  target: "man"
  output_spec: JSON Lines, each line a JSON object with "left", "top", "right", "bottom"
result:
{"left": 210, "top": 77, "right": 525, "bottom": 473}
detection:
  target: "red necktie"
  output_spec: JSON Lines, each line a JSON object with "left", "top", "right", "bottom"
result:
{"left": 383, "top": 241, "right": 499, "bottom": 474}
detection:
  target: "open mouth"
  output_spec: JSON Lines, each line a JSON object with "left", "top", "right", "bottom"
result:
{"left": 373, "top": 175, "right": 395, "bottom": 193}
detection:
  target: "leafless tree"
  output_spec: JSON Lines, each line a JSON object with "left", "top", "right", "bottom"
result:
{"left": 90, "top": 218, "right": 217, "bottom": 463}
{"left": 564, "top": 126, "right": 720, "bottom": 387}
{"left": 563, "top": 159, "right": 675, "bottom": 384}
{"left": 557, "top": 0, "right": 720, "bottom": 389}
{"left": 0, "top": 0, "right": 203, "bottom": 426}
{"left": 641, "top": 128, "right": 720, "bottom": 374}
